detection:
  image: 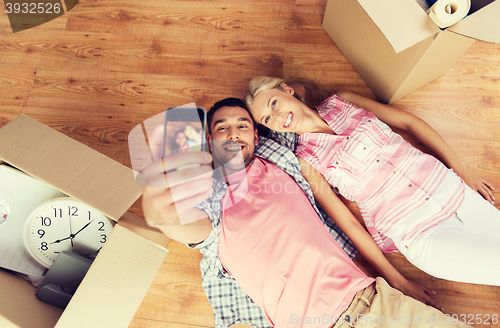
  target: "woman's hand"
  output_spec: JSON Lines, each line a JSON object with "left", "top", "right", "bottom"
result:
{"left": 455, "top": 164, "right": 495, "bottom": 204}
{"left": 392, "top": 278, "right": 444, "bottom": 311}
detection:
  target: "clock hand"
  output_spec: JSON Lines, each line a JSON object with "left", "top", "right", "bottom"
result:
{"left": 69, "top": 210, "right": 74, "bottom": 247}
{"left": 73, "top": 220, "right": 94, "bottom": 237}
{"left": 49, "top": 220, "right": 94, "bottom": 245}
{"left": 49, "top": 236, "right": 73, "bottom": 244}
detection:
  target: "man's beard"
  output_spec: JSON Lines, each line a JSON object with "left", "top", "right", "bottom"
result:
{"left": 211, "top": 140, "right": 255, "bottom": 176}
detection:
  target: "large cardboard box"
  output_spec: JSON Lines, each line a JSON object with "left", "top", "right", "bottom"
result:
{"left": 322, "top": 0, "right": 500, "bottom": 104}
{"left": 0, "top": 115, "right": 170, "bottom": 328}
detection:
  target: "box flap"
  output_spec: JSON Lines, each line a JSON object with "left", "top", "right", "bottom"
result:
{"left": 0, "top": 115, "right": 142, "bottom": 222}
{"left": 387, "top": 29, "right": 475, "bottom": 104}
{"left": 118, "top": 211, "right": 170, "bottom": 248}
{"left": 55, "top": 225, "right": 168, "bottom": 328}
{"left": 0, "top": 269, "right": 63, "bottom": 328}
{"left": 356, "top": 0, "right": 440, "bottom": 53}
{"left": 448, "top": 1, "right": 500, "bottom": 43}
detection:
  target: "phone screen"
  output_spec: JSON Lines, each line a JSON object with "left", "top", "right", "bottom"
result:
{"left": 163, "top": 107, "right": 205, "bottom": 157}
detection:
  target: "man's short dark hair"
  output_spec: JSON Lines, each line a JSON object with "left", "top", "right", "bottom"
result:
{"left": 207, "top": 98, "right": 255, "bottom": 134}
{"left": 207, "top": 97, "right": 269, "bottom": 136}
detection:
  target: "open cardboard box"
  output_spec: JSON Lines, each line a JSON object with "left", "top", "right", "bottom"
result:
{"left": 322, "top": 0, "right": 500, "bottom": 104}
{"left": 0, "top": 115, "right": 170, "bottom": 328}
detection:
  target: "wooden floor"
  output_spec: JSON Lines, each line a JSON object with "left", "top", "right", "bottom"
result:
{"left": 1, "top": 0, "right": 499, "bottom": 327}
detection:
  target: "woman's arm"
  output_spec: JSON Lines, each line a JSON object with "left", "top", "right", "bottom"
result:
{"left": 336, "top": 91, "right": 495, "bottom": 204}
{"left": 298, "top": 157, "right": 443, "bottom": 310}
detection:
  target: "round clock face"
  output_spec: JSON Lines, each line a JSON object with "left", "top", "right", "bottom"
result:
{"left": 23, "top": 198, "right": 114, "bottom": 268}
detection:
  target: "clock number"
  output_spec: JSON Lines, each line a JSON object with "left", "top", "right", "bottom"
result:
{"left": 69, "top": 206, "right": 78, "bottom": 216}
{"left": 54, "top": 208, "right": 62, "bottom": 218}
{"left": 41, "top": 217, "right": 51, "bottom": 226}
{"left": 98, "top": 221, "right": 106, "bottom": 231}
{"left": 38, "top": 229, "right": 45, "bottom": 238}
{"left": 88, "top": 210, "right": 91, "bottom": 220}
{"left": 41, "top": 242, "right": 48, "bottom": 251}
{"left": 100, "top": 234, "right": 107, "bottom": 243}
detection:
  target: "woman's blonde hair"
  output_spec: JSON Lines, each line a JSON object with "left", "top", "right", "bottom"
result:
{"left": 244, "top": 76, "right": 332, "bottom": 110}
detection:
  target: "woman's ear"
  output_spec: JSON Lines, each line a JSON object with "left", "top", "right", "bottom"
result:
{"left": 282, "top": 83, "right": 295, "bottom": 96}
{"left": 287, "top": 82, "right": 306, "bottom": 100}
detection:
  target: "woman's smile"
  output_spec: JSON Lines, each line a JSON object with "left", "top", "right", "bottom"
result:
{"left": 284, "top": 112, "right": 293, "bottom": 128}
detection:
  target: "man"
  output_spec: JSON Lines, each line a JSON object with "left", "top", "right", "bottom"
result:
{"left": 141, "top": 98, "right": 467, "bottom": 328}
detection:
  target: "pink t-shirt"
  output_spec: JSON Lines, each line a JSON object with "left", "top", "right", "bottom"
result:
{"left": 218, "top": 158, "right": 374, "bottom": 328}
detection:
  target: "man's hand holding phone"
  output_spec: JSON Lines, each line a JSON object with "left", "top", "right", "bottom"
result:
{"left": 137, "top": 109, "right": 214, "bottom": 244}
{"left": 141, "top": 151, "right": 213, "bottom": 244}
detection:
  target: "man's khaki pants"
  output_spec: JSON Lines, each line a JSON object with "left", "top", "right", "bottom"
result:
{"left": 332, "top": 277, "right": 471, "bottom": 328}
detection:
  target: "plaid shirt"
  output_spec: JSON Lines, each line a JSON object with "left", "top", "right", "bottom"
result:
{"left": 192, "top": 131, "right": 357, "bottom": 328}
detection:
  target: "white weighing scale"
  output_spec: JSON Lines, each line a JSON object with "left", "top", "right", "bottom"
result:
{"left": 0, "top": 164, "right": 65, "bottom": 276}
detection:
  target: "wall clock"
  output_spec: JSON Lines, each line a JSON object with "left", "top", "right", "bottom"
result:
{"left": 23, "top": 197, "right": 113, "bottom": 268}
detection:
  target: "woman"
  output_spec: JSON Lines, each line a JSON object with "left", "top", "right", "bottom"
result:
{"left": 245, "top": 76, "right": 500, "bottom": 287}
{"left": 171, "top": 130, "right": 190, "bottom": 154}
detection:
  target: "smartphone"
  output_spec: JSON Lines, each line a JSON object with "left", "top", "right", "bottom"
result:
{"left": 163, "top": 106, "right": 207, "bottom": 158}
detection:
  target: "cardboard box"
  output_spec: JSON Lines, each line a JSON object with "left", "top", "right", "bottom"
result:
{"left": 0, "top": 115, "right": 170, "bottom": 328}
{"left": 322, "top": 0, "right": 500, "bottom": 104}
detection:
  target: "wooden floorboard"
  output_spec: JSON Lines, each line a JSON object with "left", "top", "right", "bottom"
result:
{"left": 0, "top": 0, "right": 499, "bottom": 327}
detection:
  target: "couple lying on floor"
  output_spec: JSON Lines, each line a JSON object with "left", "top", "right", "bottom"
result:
{"left": 141, "top": 77, "right": 500, "bottom": 328}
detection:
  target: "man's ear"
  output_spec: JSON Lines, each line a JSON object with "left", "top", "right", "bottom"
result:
{"left": 254, "top": 128, "right": 259, "bottom": 146}
{"left": 207, "top": 133, "right": 213, "bottom": 151}
{"left": 282, "top": 83, "right": 295, "bottom": 96}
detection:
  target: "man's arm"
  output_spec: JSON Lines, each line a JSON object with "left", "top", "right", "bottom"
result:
{"left": 298, "top": 157, "right": 444, "bottom": 311}
{"left": 141, "top": 151, "right": 213, "bottom": 244}
{"left": 336, "top": 90, "right": 495, "bottom": 204}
